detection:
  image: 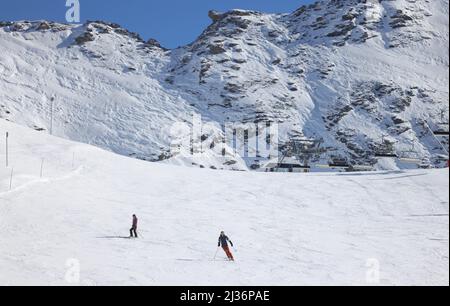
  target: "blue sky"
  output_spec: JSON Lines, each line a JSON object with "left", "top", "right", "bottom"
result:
{"left": 0, "top": 0, "right": 313, "bottom": 48}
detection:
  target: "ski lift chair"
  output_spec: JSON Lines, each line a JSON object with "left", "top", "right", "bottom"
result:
{"left": 398, "top": 150, "right": 422, "bottom": 164}
{"left": 433, "top": 120, "right": 449, "bottom": 136}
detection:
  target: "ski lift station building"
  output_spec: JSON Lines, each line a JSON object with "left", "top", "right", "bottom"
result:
{"left": 260, "top": 157, "right": 311, "bottom": 173}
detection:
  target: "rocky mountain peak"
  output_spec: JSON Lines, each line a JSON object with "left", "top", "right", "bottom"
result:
{"left": 0, "top": 20, "right": 72, "bottom": 32}
{"left": 0, "top": 0, "right": 448, "bottom": 171}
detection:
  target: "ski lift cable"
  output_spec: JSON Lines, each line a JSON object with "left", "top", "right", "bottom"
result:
{"left": 424, "top": 121, "right": 449, "bottom": 156}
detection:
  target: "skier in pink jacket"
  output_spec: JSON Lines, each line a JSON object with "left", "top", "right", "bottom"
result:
{"left": 130, "top": 214, "right": 138, "bottom": 238}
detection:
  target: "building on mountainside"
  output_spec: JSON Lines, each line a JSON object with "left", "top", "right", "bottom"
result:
{"left": 259, "top": 137, "right": 328, "bottom": 173}
{"left": 260, "top": 157, "right": 311, "bottom": 173}
{"left": 347, "top": 165, "right": 374, "bottom": 172}
{"left": 328, "top": 156, "right": 350, "bottom": 168}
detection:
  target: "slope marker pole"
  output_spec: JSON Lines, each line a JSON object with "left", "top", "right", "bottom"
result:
{"left": 40, "top": 159, "right": 45, "bottom": 178}
{"left": 9, "top": 168, "right": 14, "bottom": 190}
{"left": 50, "top": 98, "right": 54, "bottom": 135}
{"left": 5, "top": 132, "right": 9, "bottom": 168}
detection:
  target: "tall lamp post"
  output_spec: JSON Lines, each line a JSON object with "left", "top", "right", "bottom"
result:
{"left": 50, "top": 96, "right": 55, "bottom": 135}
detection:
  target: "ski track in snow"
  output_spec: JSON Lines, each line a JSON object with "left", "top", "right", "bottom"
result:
{"left": 0, "top": 120, "right": 448, "bottom": 286}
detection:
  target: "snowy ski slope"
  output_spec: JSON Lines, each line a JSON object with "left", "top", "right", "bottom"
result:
{"left": 0, "top": 119, "right": 448, "bottom": 285}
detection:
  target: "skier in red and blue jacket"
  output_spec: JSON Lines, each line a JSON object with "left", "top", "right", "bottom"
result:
{"left": 218, "top": 231, "right": 234, "bottom": 261}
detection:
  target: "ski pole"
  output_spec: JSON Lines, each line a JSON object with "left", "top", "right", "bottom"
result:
{"left": 213, "top": 247, "right": 219, "bottom": 260}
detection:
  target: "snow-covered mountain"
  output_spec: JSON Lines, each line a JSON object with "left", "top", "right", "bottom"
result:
{"left": 0, "top": 0, "right": 449, "bottom": 170}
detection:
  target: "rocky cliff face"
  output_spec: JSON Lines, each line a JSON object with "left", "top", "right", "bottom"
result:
{"left": 0, "top": 0, "right": 448, "bottom": 170}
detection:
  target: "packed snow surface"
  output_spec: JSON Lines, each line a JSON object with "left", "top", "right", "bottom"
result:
{"left": 0, "top": 120, "right": 448, "bottom": 285}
